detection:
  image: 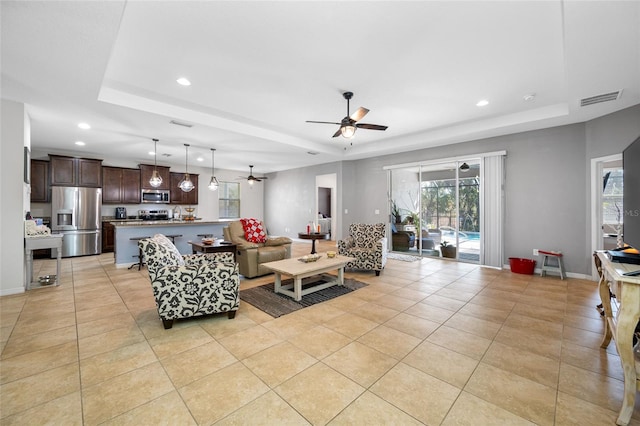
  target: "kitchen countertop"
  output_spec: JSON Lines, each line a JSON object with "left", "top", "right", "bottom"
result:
{"left": 110, "top": 219, "right": 225, "bottom": 227}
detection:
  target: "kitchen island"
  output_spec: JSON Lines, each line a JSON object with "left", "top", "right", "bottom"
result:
{"left": 112, "top": 220, "right": 232, "bottom": 267}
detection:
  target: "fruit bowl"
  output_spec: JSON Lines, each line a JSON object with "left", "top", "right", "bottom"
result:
{"left": 201, "top": 238, "right": 214, "bottom": 245}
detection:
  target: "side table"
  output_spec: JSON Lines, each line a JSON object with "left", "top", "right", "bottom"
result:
{"left": 25, "top": 234, "right": 63, "bottom": 290}
{"left": 188, "top": 241, "right": 237, "bottom": 262}
{"left": 597, "top": 251, "right": 640, "bottom": 425}
{"left": 297, "top": 232, "right": 329, "bottom": 254}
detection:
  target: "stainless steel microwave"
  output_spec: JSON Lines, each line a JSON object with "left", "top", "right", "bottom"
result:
{"left": 141, "top": 189, "right": 170, "bottom": 204}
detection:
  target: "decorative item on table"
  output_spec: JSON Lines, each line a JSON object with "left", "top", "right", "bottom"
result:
{"left": 299, "top": 254, "right": 321, "bottom": 263}
{"left": 327, "top": 251, "right": 336, "bottom": 258}
{"left": 201, "top": 237, "right": 214, "bottom": 245}
{"left": 24, "top": 219, "right": 51, "bottom": 236}
{"left": 183, "top": 206, "right": 196, "bottom": 221}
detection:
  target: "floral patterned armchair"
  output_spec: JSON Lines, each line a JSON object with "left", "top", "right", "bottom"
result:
{"left": 139, "top": 234, "right": 240, "bottom": 329}
{"left": 338, "top": 223, "right": 388, "bottom": 276}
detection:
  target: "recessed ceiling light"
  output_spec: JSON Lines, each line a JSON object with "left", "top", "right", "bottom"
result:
{"left": 148, "top": 151, "right": 155, "bottom": 155}
{"left": 196, "top": 157, "right": 204, "bottom": 162}
{"left": 523, "top": 93, "right": 536, "bottom": 102}
{"left": 75, "top": 141, "right": 85, "bottom": 146}
{"left": 176, "top": 77, "right": 191, "bottom": 86}
{"left": 476, "top": 100, "right": 489, "bottom": 107}
{"left": 78, "top": 122, "right": 91, "bottom": 129}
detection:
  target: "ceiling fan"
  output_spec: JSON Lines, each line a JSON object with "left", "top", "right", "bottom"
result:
{"left": 306, "top": 91, "right": 388, "bottom": 138}
{"left": 239, "top": 165, "right": 268, "bottom": 185}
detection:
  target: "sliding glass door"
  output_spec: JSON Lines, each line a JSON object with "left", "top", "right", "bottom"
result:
{"left": 388, "top": 153, "right": 503, "bottom": 267}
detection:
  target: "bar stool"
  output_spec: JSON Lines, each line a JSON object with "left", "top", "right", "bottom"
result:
{"left": 165, "top": 234, "right": 182, "bottom": 243}
{"left": 539, "top": 250, "right": 566, "bottom": 280}
{"left": 197, "top": 233, "right": 213, "bottom": 239}
{"left": 129, "top": 236, "right": 150, "bottom": 270}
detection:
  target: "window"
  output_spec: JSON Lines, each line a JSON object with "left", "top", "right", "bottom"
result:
{"left": 219, "top": 182, "right": 240, "bottom": 219}
{"left": 602, "top": 167, "right": 623, "bottom": 234}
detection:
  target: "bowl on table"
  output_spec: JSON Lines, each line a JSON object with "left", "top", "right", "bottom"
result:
{"left": 201, "top": 238, "right": 214, "bottom": 245}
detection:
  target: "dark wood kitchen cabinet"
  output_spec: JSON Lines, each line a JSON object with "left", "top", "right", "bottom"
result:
{"left": 139, "top": 164, "right": 171, "bottom": 190}
{"left": 49, "top": 155, "right": 102, "bottom": 187}
{"left": 170, "top": 172, "right": 198, "bottom": 205}
{"left": 102, "top": 167, "right": 140, "bottom": 204}
{"left": 102, "top": 221, "right": 115, "bottom": 253}
{"left": 30, "top": 159, "right": 50, "bottom": 202}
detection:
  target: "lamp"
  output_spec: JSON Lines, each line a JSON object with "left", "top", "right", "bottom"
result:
{"left": 149, "top": 138, "right": 163, "bottom": 188}
{"left": 208, "top": 148, "right": 219, "bottom": 191}
{"left": 178, "top": 144, "right": 194, "bottom": 192}
{"left": 341, "top": 124, "right": 356, "bottom": 139}
{"left": 460, "top": 162, "right": 470, "bottom": 171}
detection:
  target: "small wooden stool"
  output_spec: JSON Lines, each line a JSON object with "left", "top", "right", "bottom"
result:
{"left": 165, "top": 234, "right": 182, "bottom": 243}
{"left": 539, "top": 250, "right": 566, "bottom": 280}
{"left": 129, "top": 236, "right": 150, "bottom": 270}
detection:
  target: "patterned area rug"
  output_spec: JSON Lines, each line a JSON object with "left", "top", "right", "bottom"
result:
{"left": 387, "top": 252, "right": 421, "bottom": 262}
{"left": 240, "top": 277, "right": 368, "bottom": 318}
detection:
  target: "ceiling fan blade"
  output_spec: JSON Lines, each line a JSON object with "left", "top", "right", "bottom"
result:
{"left": 332, "top": 128, "right": 342, "bottom": 138}
{"left": 350, "top": 107, "right": 369, "bottom": 122}
{"left": 306, "top": 120, "right": 342, "bottom": 125}
{"left": 356, "top": 123, "right": 388, "bottom": 131}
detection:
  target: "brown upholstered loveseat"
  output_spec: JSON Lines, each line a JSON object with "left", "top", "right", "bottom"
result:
{"left": 223, "top": 220, "right": 292, "bottom": 278}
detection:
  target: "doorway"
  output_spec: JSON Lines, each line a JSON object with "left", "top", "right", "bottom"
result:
{"left": 316, "top": 174, "right": 337, "bottom": 240}
{"left": 386, "top": 151, "right": 505, "bottom": 268}
{"left": 591, "top": 154, "right": 623, "bottom": 278}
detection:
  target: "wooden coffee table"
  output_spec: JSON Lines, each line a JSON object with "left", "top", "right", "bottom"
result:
{"left": 262, "top": 254, "right": 355, "bottom": 301}
{"left": 188, "top": 240, "right": 237, "bottom": 262}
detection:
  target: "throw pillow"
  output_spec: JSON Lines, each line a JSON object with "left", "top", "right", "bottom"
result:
{"left": 151, "top": 234, "right": 185, "bottom": 266}
{"left": 240, "top": 218, "right": 267, "bottom": 243}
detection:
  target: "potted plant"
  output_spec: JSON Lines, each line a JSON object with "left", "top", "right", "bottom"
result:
{"left": 391, "top": 201, "right": 402, "bottom": 224}
{"left": 440, "top": 240, "right": 456, "bottom": 259}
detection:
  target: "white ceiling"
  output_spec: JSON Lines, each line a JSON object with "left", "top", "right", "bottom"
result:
{"left": 2, "top": 1, "right": 639, "bottom": 174}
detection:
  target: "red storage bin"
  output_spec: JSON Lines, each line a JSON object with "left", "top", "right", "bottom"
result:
{"left": 509, "top": 257, "right": 536, "bottom": 275}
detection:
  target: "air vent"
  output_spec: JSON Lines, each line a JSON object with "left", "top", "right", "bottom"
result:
{"left": 580, "top": 90, "right": 622, "bottom": 107}
{"left": 170, "top": 120, "right": 193, "bottom": 128}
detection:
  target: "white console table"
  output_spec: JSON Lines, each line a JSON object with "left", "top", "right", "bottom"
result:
{"left": 597, "top": 251, "right": 640, "bottom": 425}
{"left": 25, "top": 234, "right": 63, "bottom": 290}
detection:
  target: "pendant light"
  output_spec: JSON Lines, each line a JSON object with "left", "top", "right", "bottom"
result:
{"left": 149, "top": 138, "right": 163, "bottom": 188}
{"left": 178, "top": 143, "right": 194, "bottom": 192}
{"left": 208, "top": 148, "right": 219, "bottom": 191}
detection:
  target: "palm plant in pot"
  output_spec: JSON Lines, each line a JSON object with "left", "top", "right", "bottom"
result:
{"left": 440, "top": 240, "right": 457, "bottom": 259}
{"left": 391, "top": 201, "right": 403, "bottom": 224}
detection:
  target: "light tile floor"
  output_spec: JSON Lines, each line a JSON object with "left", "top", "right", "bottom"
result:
{"left": 2, "top": 240, "right": 640, "bottom": 425}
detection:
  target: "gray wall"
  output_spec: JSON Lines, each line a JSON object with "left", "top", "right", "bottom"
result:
{"left": 264, "top": 104, "right": 640, "bottom": 276}
{"left": 264, "top": 161, "right": 344, "bottom": 238}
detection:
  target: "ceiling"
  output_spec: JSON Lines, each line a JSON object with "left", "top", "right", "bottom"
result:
{"left": 2, "top": 1, "right": 639, "bottom": 174}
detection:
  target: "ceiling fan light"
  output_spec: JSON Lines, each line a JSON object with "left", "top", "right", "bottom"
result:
{"left": 179, "top": 173, "right": 194, "bottom": 192}
{"left": 149, "top": 170, "right": 163, "bottom": 188}
{"left": 341, "top": 125, "right": 356, "bottom": 139}
{"left": 208, "top": 176, "right": 219, "bottom": 191}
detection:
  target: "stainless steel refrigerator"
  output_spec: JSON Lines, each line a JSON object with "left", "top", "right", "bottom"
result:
{"left": 51, "top": 186, "right": 102, "bottom": 257}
